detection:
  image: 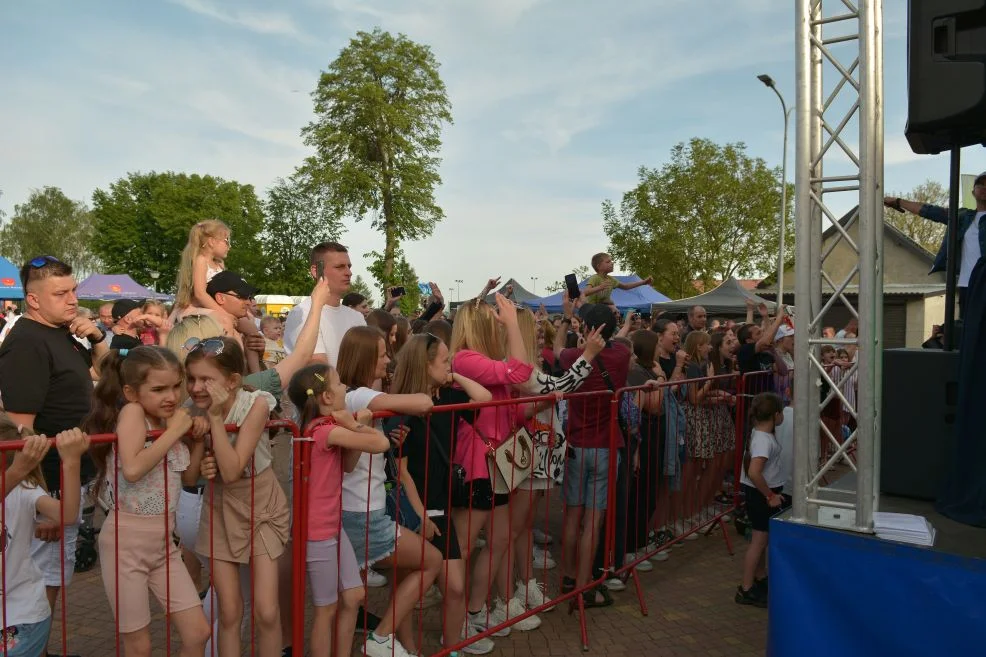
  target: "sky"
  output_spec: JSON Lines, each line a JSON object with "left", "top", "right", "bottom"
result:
{"left": 2, "top": 0, "right": 985, "bottom": 302}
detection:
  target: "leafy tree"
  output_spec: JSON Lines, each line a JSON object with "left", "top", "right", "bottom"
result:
{"left": 544, "top": 265, "right": 592, "bottom": 293}
{"left": 301, "top": 28, "right": 453, "bottom": 285}
{"left": 885, "top": 179, "right": 947, "bottom": 253}
{"left": 0, "top": 187, "right": 101, "bottom": 275}
{"left": 90, "top": 172, "right": 266, "bottom": 293}
{"left": 349, "top": 274, "right": 375, "bottom": 307}
{"left": 260, "top": 176, "right": 343, "bottom": 295}
{"left": 603, "top": 138, "right": 794, "bottom": 299}
{"left": 367, "top": 248, "right": 421, "bottom": 314}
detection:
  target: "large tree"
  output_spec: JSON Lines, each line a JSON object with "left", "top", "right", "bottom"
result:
{"left": 260, "top": 176, "right": 343, "bottom": 295}
{"left": 90, "top": 172, "right": 265, "bottom": 293}
{"left": 301, "top": 28, "right": 452, "bottom": 284}
{"left": 603, "top": 138, "right": 794, "bottom": 299}
{"left": 0, "top": 187, "right": 101, "bottom": 275}
{"left": 367, "top": 247, "right": 421, "bottom": 315}
{"left": 885, "top": 179, "right": 948, "bottom": 254}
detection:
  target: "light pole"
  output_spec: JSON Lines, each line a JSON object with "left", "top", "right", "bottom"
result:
{"left": 149, "top": 270, "right": 160, "bottom": 294}
{"left": 455, "top": 279, "right": 463, "bottom": 302}
{"left": 530, "top": 277, "right": 538, "bottom": 295}
{"left": 758, "top": 73, "right": 792, "bottom": 308}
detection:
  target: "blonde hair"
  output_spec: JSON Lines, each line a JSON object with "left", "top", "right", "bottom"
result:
{"left": 141, "top": 299, "right": 166, "bottom": 315}
{"left": 516, "top": 308, "right": 539, "bottom": 365}
{"left": 684, "top": 330, "right": 711, "bottom": 364}
{"left": 0, "top": 413, "right": 46, "bottom": 490}
{"left": 391, "top": 334, "right": 442, "bottom": 396}
{"left": 165, "top": 314, "right": 224, "bottom": 363}
{"left": 449, "top": 300, "right": 504, "bottom": 361}
{"left": 175, "top": 220, "right": 229, "bottom": 309}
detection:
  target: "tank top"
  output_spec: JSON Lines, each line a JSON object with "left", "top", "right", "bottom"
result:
{"left": 104, "top": 419, "right": 190, "bottom": 515}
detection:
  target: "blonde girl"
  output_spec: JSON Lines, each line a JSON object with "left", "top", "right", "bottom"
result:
{"left": 174, "top": 220, "right": 230, "bottom": 316}
{"left": 139, "top": 300, "right": 170, "bottom": 346}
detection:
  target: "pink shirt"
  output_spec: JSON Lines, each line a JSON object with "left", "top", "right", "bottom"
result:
{"left": 451, "top": 350, "right": 533, "bottom": 482}
{"left": 308, "top": 423, "right": 344, "bottom": 541}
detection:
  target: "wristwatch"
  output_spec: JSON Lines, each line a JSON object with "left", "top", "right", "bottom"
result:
{"left": 90, "top": 329, "right": 107, "bottom": 345}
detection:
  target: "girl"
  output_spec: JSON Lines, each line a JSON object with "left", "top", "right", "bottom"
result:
{"left": 386, "top": 333, "right": 494, "bottom": 654}
{"left": 287, "top": 364, "right": 391, "bottom": 657}
{"left": 174, "top": 220, "right": 230, "bottom": 319}
{"left": 1, "top": 419, "right": 89, "bottom": 657}
{"left": 85, "top": 346, "right": 213, "bottom": 657}
{"left": 709, "top": 332, "right": 738, "bottom": 513}
{"left": 736, "top": 392, "right": 787, "bottom": 608}
{"left": 186, "top": 337, "right": 289, "bottom": 657}
{"left": 138, "top": 300, "right": 170, "bottom": 346}
{"left": 336, "top": 326, "right": 440, "bottom": 657}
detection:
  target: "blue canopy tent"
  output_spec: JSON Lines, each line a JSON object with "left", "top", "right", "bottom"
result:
{"left": 523, "top": 275, "right": 670, "bottom": 313}
{"left": 0, "top": 256, "right": 24, "bottom": 300}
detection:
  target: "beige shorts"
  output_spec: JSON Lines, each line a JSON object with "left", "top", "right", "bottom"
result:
{"left": 98, "top": 511, "right": 202, "bottom": 633}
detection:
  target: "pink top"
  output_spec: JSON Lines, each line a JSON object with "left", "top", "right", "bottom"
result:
{"left": 308, "top": 423, "right": 344, "bottom": 541}
{"left": 451, "top": 349, "right": 533, "bottom": 482}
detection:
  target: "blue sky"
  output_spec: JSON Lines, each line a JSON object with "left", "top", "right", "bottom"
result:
{"left": 2, "top": 0, "right": 985, "bottom": 301}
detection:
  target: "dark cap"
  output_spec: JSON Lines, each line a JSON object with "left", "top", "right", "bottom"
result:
{"left": 582, "top": 303, "right": 618, "bottom": 341}
{"left": 206, "top": 271, "right": 259, "bottom": 299}
{"left": 975, "top": 171, "right": 986, "bottom": 186}
{"left": 111, "top": 299, "right": 141, "bottom": 321}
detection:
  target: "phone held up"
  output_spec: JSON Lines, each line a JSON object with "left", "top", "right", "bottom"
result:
{"left": 315, "top": 260, "right": 325, "bottom": 281}
{"left": 564, "top": 273, "right": 580, "bottom": 301}
{"left": 391, "top": 286, "right": 407, "bottom": 298}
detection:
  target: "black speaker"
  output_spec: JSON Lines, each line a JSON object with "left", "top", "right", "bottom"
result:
{"left": 905, "top": 0, "right": 986, "bottom": 154}
{"left": 880, "top": 349, "right": 960, "bottom": 499}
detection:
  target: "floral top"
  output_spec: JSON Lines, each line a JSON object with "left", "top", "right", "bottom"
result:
{"left": 104, "top": 420, "right": 190, "bottom": 516}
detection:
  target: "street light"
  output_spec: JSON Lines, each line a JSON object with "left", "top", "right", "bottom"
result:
{"left": 455, "top": 279, "right": 464, "bottom": 302}
{"left": 149, "top": 270, "right": 160, "bottom": 294}
{"left": 530, "top": 277, "right": 538, "bottom": 295}
{"left": 757, "top": 73, "right": 792, "bottom": 307}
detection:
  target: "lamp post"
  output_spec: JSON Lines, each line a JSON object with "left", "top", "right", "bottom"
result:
{"left": 758, "top": 73, "right": 792, "bottom": 307}
{"left": 530, "top": 277, "right": 538, "bottom": 295}
{"left": 455, "top": 279, "right": 463, "bottom": 302}
{"left": 149, "top": 270, "right": 160, "bottom": 294}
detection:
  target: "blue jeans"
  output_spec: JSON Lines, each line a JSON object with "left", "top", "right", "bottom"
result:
{"left": 2, "top": 616, "right": 51, "bottom": 657}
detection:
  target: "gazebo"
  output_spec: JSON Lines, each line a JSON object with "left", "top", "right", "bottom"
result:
{"left": 650, "top": 277, "right": 776, "bottom": 317}
{"left": 77, "top": 274, "right": 172, "bottom": 301}
{"left": 0, "top": 256, "right": 24, "bottom": 299}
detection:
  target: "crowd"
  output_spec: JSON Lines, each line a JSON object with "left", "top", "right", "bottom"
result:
{"left": 0, "top": 218, "right": 835, "bottom": 657}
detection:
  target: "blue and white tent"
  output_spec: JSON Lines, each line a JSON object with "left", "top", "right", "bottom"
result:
{"left": 523, "top": 275, "right": 669, "bottom": 313}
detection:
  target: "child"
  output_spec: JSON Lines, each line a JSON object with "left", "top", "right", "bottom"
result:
{"left": 185, "top": 337, "right": 289, "bottom": 657}
{"left": 260, "top": 316, "right": 286, "bottom": 369}
{"left": 287, "top": 364, "right": 390, "bottom": 657}
{"left": 582, "top": 253, "right": 653, "bottom": 311}
{"left": 1, "top": 419, "right": 89, "bottom": 657}
{"left": 85, "top": 346, "right": 213, "bottom": 656}
{"left": 174, "top": 220, "right": 230, "bottom": 318}
{"left": 138, "top": 300, "right": 170, "bottom": 346}
{"left": 736, "top": 392, "right": 788, "bottom": 608}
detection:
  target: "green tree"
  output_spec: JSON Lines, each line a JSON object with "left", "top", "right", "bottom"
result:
{"left": 260, "top": 176, "right": 343, "bottom": 295}
{"left": 349, "top": 274, "right": 375, "bottom": 307}
{"left": 367, "top": 248, "right": 421, "bottom": 314}
{"left": 603, "top": 138, "right": 794, "bottom": 299}
{"left": 301, "top": 28, "right": 453, "bottom": 285}
{"left": 544, "top": 265, "right": 592, "bottom": 293}
{"left": 0, "top": 187, "right": 101, "bottom": 275}
{"left": 885, "top": 179, "right": 948, "bottom": 253}
{"left": 90, "top": 172, "right": 266, "bottom": 293}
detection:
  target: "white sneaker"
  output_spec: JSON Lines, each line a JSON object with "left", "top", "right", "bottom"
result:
{"left": 532, "top": 527, "right": 553, "bottom": 545}
{"left": 457, "top": 623, "right": 495, "bottom": 655}
{"left": 532, "top": 546, "right": 556, "bottom": 570}
{"left": 604, "top": 576, "right": 627, "bottom": 591}
{"left": 365, "top": 569, "right": 388, "bottom": 588}
{"left": 364, "top": 633, "right": 412, "bottom": 657}
{"left": 626, "top": 553, "right": 653, "bottom": 572}
{"left": 469, "top": 605, "right": 510, "bottom": 637}
{"left": 649, "top": 550, "right": 670, "bottom": 562}
{"left": 492, "top": 597, "right": 541, "bottom": 631}
{"left": 515, "top": 578, "right": 552, "bottom": 611}
{"left": 415, "top": 584, "right": 442, "bottom": 610}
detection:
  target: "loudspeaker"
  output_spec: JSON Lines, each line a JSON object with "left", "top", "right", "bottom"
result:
{"left": 880, "top": 349, "right": 960, "bottom": 499}
{"left": 905, "top": 0, "right": 986, "bottom": 154}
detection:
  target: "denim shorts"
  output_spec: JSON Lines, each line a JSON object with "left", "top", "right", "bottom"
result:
{"left": 1, "top": 615, "right": 52, "bottom": 657}
{"left": 385, "top": 484, "right": 421, "bottom": 533}
{"left": 341, "top": 508, "right": 401, "bottom": 568}
{"left": 564, "top": 447, "right": 612, "bottom": 510}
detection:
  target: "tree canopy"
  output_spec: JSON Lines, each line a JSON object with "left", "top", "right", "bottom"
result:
{"left": 367, "top": 247, "right": 421, "bottom": 314}
{"left": 885, "top": 179, "right": 947, "bottom": 253}
{"left": 0, "top": 187, "right": 101, "bottom": 275}
{"left": 301, "top": 28, "right": 452, "bottom": 287}
{"left": 603, "top": 138, "right": 793, "bottom": 299}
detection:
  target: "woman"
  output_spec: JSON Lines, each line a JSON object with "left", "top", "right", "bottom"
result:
{"left": 709, "top": 332, "right": 738, "bottom": 515}
{"left": 653, "top": 319, "right": 689, "bottom": 543}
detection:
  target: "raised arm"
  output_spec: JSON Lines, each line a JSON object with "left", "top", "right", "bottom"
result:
{"left": 275, "top": 278, "right": 330, "bottom": 381}
{"left": 453, "top": 349, "right": 534, "bottom": 387}
{"left": 884, "top": 196, "right": 946, "bottom": 222}
{"left": 617, "top": 276, "right": 652, "bottom": 290}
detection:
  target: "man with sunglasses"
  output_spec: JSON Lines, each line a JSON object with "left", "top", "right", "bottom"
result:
{"left": 0, "top": 255, "right": 106, "bottom": 656}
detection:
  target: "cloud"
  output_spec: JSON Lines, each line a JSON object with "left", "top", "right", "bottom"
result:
{"left": 169, "top": 0, "right": 314, "bottom": 42}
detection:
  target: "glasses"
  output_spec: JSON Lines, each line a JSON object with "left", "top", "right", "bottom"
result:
{"left": 183, "top": 337, "right": 225, "bottom": 356}
{"left": 29, "top": 255, "right": 62, "bottom": 268}
{"left": 218, "top": 291, "right": 250, "bottom": 300}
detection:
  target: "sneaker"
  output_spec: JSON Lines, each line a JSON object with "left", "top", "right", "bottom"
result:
{"left": 515, "top": 578, "right": 553, "bottom": 611}
{"left": 469, "top": 605, "right": 510, "bottom": 637}
{"left": 366, "top": 569, "right": 388, "bottom": 588}
{"left": 532, "top": 527, "right": 553, "bottom": 545}
{"left": 458, "top": 623, "right": 495, "bottom": 655}
{"left": 494, "top": 597, "right": 542, "bottom": 631}
{"left": 364, "top": 632, "right": 413, "bottom": 657}
{"left": 754, "top": 576, "right": 769, "bottom": 596}
{"left": 625, "top": 552, "right": 653, "bottom": 572}
{"left": 649, "top": 550, "right": 670, "bottom": 562}
{"left": 415, "top": 585, "right": 443, "bottom": 610}
{"left": 604, "top": 575, "right": 626, "bottom": 591}
{"left": 532, "top": 546, "right": 556, "bottom": 570}
{"left": 734, "top": 585, "right": 768, "bottom": 608}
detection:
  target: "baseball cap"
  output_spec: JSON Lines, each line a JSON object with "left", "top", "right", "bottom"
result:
{"left": 582, "top": 303, "right": 618, "bottom": 340}
{"left": 774, "top": 324, "right": 795, "bottom": 342}
{"left": 975, "top": 171, "right": 986, "bottom": 186}
{"left": 206, "top": 271, "right": 259, "bottom": 299}
{"left": 111, "top": 299, "right": 142, "bottom": 321}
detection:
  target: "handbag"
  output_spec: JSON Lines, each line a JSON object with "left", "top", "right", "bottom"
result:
{"left": 479, "top": 425, "right": 535, "bottom": 494}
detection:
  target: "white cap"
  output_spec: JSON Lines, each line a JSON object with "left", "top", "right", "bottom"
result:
{"left": 774, "top": 324, "right": 794, "bottom": 341}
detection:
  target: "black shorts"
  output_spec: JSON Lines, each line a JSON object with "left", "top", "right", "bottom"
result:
{"left": 743, "top": 484, "right": 789, "bottom": 532}
{"left": 427, "top": 513, "right": 462, "bottom": 561}
{"left": 450, "top": 477, "right": 510, "bottom": 511}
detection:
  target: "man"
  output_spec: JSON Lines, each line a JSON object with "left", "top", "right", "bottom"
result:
{"left": 108, "top": 298, "right": 143, "bottom": 350}
{"left": 559, "top": 304, "right": 630, "bottom": 606}
{"left": 681, "top": 305, "right": 708, "bottom": 339}
{"left": 737, "top": 307, "right": 786, "bottom": 378}
{"left": 835, "top": 317, "right": 858, "bottom": 339}
{"left": 97, "top": 302, "right": 115, "bottom": 332}
{"left": 0, "top": 255, "right": 106, "bottom": 652}
{"left": 207, "top": 271, "right": 258, "bottom": 325}
{"left": 283, "top": 242, "right": 366, "bottom": 367}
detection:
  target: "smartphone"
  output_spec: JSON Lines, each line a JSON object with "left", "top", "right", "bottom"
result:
{"left": 391, "top": 286, "right": 406, "bottom": 298}
{"left": 564, "top": 274, "right": 580, "bottom": 301}
{"left": 315, "top": 260, "right": 325, "bottom": 281}
{"left": 417, "top": 282, "right": 433, "bottom": 296}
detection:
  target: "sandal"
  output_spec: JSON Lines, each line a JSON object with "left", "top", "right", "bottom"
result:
{"left": 570, "top": 585, "right": 614, "bottom": 612}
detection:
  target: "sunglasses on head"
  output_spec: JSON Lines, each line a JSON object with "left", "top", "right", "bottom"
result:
{"left": 28, "top": 255, "right": 63, "bottom": 268}
{"left": 183, "top": 337, "right": 225, "bottom": 356}
{"left": 424, "top": 332, "right": 441, "bottom": 348}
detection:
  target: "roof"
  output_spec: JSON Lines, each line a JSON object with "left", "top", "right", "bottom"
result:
{"left": 757, "top": 283, "right": 945, "bottom": 299}
{"left": 523, "top": 275, "right": 670, "bottom": 312}
{"left": 484, "top": 278, "right": 540, "bottom": 304}
{"left": 76, "top": 274, "right": 170, "bottom": 301}
{"left": 651, "top": 277, "right": 776, "bottom": 316}
{"left": 692, "top": 279, "right": 762, "bottom": 293}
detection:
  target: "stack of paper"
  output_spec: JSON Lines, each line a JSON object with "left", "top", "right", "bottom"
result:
{"left": 873, "top": 512, "right": 936, "bottom": 547}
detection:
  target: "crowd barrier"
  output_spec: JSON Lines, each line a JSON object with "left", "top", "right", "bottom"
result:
{"left": 1, "top": 372, "right": 779, "bottom": 657}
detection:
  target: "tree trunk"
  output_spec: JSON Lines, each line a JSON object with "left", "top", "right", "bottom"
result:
{"left": 381, "top": 152, "right": 396, "bottom": 283}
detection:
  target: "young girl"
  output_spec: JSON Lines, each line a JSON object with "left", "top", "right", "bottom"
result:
{"left": 336, "top": 326, "right": 440, "bottom": 657}
{"left": 1, "top": 418, "right": 89, "bottom": 657}
{"left": 185, "top": 337, "right": 288, "bottom": 657}
{"left": 287, "top": 364, "right": 391, "bottom": 657}
{"left": 85, "top": 346, "right": 213, "bottom": 656}
{"left": 174, "top": 220, "right": 230, "bottom": 319}
{"left": 736, "top": 392, "right": 787, "bottom": 608}
{"left": 138, "top": 300, "right": 170, "bottom": 346}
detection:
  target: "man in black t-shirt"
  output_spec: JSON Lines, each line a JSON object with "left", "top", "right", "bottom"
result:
{"left": 0, "top": 255, "right": 106, "bottom": 633}
{"left": 108, "top": 298, "right": 143, "bottom": 350}
{"left": 736, "top": 309, "right": 786, "bottom": 395}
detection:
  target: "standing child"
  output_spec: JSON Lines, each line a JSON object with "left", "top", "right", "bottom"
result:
{"left": 1, "top": 418, "right": 89, "bottom": 657}
{"left": 736, "top": 392, "right": 788, "bottom": 608}
{"left": 288, "top": 364, "right": 391, "bottom": 657}
{"left": 85, "top": 346, "right": 213, "bottom": 656}
{"left": 582, "top": 253, "right": 653, "bottom": 312}
{"left": 185, "top": 337, "right": 289, "bottom": 657}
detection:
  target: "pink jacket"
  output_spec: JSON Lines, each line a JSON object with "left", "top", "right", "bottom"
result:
{"left": 451, "top": 350, "right": 533, "bottom": 482}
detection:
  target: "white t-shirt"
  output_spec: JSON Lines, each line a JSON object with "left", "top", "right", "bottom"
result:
{"left": 958, "top": 211, "right": 984, "bottom": 289}
{"left": 775, "top": 407, "right": 795, "bottom": 495}
{"left": 1, "top": 484, "right": 51, "bottom": 626}
{"left": 0, "top": 313, "right": 21, "bottom": 344}
{"left": 741, "top": 428, "right": 785, "bottom": 490}
{"left": 282, "top": 298, "right": 366, "bottom": 367}
{"left": 341, "top": 387, "right": 385, "bottom": 512}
